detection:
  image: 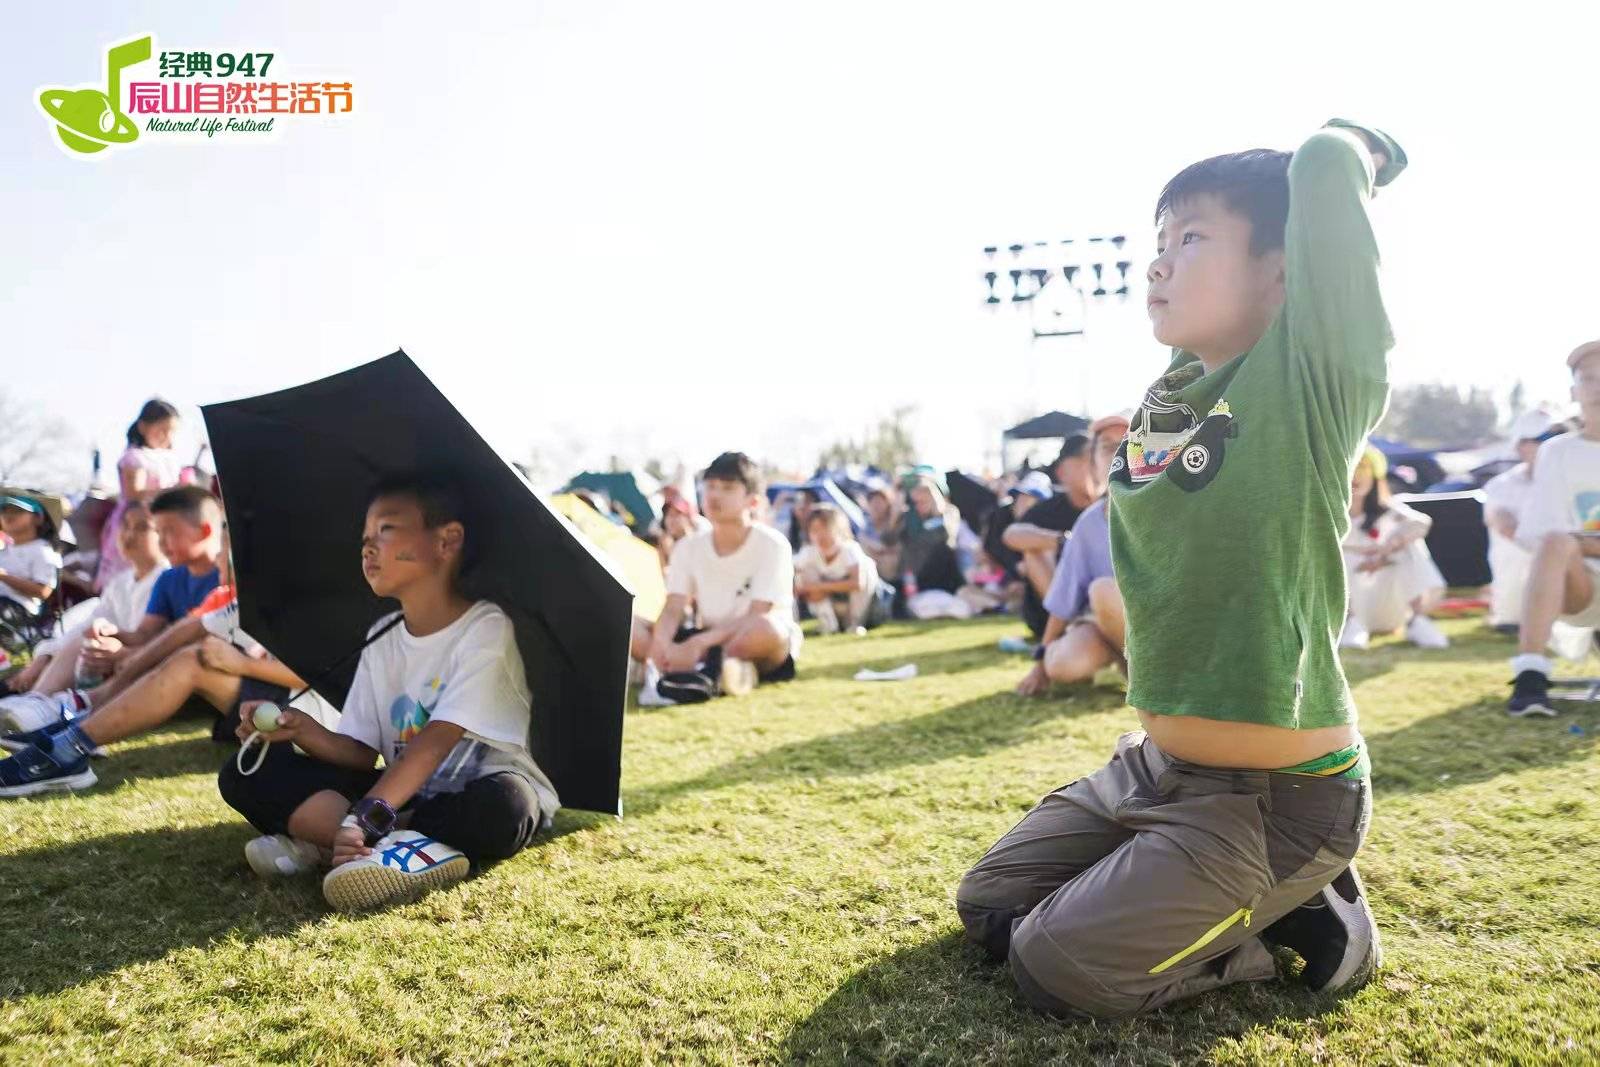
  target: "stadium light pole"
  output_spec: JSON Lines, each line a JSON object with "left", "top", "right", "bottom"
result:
{"left": 981, "top": 235, "right": 1138, "bottom": 428}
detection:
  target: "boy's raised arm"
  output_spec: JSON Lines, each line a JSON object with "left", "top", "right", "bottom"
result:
{"left": 1283, "top": 120, "right": 1407, "bottom": 389}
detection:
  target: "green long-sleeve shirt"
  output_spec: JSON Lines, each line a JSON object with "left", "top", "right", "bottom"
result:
{"left": 1107, "top": 121, "right": 1406, "bottom": 730}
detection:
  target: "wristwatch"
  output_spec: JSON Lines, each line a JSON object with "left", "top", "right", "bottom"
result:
{"left": 344, "top": 796, "right": 398, "bottom": 846}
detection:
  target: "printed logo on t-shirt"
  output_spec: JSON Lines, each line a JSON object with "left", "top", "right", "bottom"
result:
{"left": 390, "top": 675, "right": 444, "bottom": 745}
{"left": 1112, "top": 388, "right": 1238, "bottom": 494}
{"left": 1576, "top": 492, "right": 1600, "bottom": 532}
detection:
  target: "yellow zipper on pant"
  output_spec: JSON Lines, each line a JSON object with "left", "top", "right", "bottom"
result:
{"left": 1147, "top": 906, "right": 1254, "bottom": 974}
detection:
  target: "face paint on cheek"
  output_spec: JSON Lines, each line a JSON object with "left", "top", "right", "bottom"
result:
{"left": 394, "top": 551, "right": 418, "bottom": 562}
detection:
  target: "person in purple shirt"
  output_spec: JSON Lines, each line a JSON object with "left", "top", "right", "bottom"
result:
{"left": 1014, "top": 496, "right": 1125, "bottom": 696}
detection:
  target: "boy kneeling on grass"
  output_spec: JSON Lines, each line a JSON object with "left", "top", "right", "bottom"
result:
{"left": 959, "top": 120, "right": 1404, "bottom": 1018}
{"left": 218, "top": 474, "right": 557, "bottom": 911}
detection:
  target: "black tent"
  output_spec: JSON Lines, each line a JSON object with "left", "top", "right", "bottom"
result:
{"left": 1001, "top": 411, "right": 1091, "bottom": 472}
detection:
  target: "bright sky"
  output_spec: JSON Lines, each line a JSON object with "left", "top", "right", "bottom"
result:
{"left": 5, "top": 2, "right": 1597, "bottom": 490}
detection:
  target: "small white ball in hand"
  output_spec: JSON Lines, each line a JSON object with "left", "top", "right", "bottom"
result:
{"left": 252, "top": 702, "right": 284, "bottom": 733}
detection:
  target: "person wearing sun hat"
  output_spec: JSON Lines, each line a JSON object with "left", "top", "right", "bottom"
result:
{"left": 0, "top": 494, "right": 65, "bottom": 618}
{"left": 1507, "top": 339, "right": 1600, "bottom": 716}
{"left": 1482, "top": 407, "right": 1568, "bottom": 630}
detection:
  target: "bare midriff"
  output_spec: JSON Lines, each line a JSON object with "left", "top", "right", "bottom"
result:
{"left": 1136, "top": 709, "right": 1357, "bottom": 769}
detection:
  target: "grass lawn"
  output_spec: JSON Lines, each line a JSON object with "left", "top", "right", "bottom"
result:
{"left": 1, "top": 615, "right": 1597, "bottom": 1064}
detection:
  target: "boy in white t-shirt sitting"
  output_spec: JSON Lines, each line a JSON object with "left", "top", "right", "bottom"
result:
{"left": 794, "top": 504, "right": 888, "bottom": 635}
{"left": 1507, "top": 340, "right": 1600, "bottom": 717}
{"left": 629, "top": 452, "right": 801, "bottom": 704}
{"left": 217, "top": 474, "right": 556, "bottom": 911}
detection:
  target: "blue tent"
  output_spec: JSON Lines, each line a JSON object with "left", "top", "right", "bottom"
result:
{"left": 1367, "top": 435, "right": 1445, "bottom": 494}
{"left": 766, "top": 476, "right": 866, "bottom": 535}
{"left": 562, "top": 471, "right": 658, "bottom": 531}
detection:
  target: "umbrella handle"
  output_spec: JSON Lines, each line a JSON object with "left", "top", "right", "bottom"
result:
{"left": 236, "top": 732, "right": 270, "bottom": 776}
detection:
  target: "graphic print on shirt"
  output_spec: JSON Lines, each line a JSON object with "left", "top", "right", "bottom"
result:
{"left": 1576, "top": 491, "right": 1600, "bottom": 532}
{"left": 388, "top": 675, "right": 488, "bottom": 797}
{"left": 389, "top": 675, "right": 445, "bottom": 746}
{"left": 1110, "top": 362, "right": 1239, "bottom": 493}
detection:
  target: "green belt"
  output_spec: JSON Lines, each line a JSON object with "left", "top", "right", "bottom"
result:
{"left": 1274, "top": 741, "right": 1368, "bottom": 780}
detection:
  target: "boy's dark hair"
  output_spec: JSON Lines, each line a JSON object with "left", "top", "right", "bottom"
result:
{"left": 126, "top": 398, "right": 180, "bottom": 447}
{"left": 367, "top": 472, "right": 478, "bottom": 578}
{"left": 805, "top": 503, "right": 851, "bottom": 538}
{"left": 1155, "top": 149, "right": 1293, "bottom": 256}
{"left": 1053, "top": 434, "right": 1092, "bottom": 466}
{"left": 703, "top": 452, "right": 763, "bottom": 496}
{"left": 150, "top": 485, "right": 221, "bottom": 528}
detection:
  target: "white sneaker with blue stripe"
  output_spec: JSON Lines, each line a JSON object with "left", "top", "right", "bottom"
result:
{"left": 321, "top": 830, "right": 469, "bottom": 911}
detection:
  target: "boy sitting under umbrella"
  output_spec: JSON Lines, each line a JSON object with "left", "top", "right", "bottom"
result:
{"left": 217, "top": 474, "right": 557, "bottom": 911}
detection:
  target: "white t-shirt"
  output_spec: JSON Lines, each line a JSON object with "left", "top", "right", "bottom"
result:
{"left": 1518, "top": 433, "right": 1600, "bottom": 550}
{"left": 36, "top": 563, "right": 165, "bottom": 658}
{"left": 337, "top": 601, "right": 559, "bottom": 813}
{"left": 794, "top": 540, "right": 877, "bottom": 591}
{"left": 666, "top": 524, "right": 797, "bottom": 628}
{"left": 1481, "top": 463, "right": 1534, "bottom": 530}
{"left": 99, "top": 564, "right": 164, "bottom": 633}
{"left": 0, "top": 539, "right": 63, "bottom": 614}
{"left": 1341, "top": 498, "right": 1432, "bottom": 552}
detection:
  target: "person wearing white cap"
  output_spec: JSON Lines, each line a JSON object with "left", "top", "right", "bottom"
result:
{"left": 1480, "top": 408, "right": 1566, "bottom": 630}
{"left": 1507, "top": 340, "right": 1600, "bottom": 716}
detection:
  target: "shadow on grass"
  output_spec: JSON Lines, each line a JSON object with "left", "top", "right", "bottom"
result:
{"left": 99, "top": 731, "right": 232, "bottom": 783}
{"left": 0, "top": 813, "right": 595, "bottom": 1000}
{"left": 0, "top": 822, "right": 321, "bottom": 999}
{"left": 628, "top": 688, "right": 1122, "bottom": 815}
{"left": 777, "top": 932, "right": 1341, "bottom": 1065}
{"left": 1339, "top": 633, "right": 1536, "bottom": 688}
{"left": 1368, "top": 693, "right": 1598, "bottom": 796}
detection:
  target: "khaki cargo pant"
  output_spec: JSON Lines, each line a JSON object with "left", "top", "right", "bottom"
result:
{"left": 957, "top": 730, "right": 1369, "bottom": 1019}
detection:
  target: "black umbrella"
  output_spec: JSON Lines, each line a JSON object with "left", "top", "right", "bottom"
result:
{"left": 944, "top": 470, "right": 1000, "bottom": 531}
{"left": 201, "top": 350, "right": 633, "bottom": 815}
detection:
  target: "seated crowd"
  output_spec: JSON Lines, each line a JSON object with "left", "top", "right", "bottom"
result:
{"left": 2, "top": 344, "right": 1598, "bottom": 922}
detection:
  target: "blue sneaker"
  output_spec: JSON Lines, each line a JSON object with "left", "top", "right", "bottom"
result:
{"left": 0, "top": 720, "right": 106, "bottom": 759}
{"left": 0, "top": 742, "right": 97, "bottom": 797}
{"left": 0, "top": 723, "right": 59, "bottom": 753}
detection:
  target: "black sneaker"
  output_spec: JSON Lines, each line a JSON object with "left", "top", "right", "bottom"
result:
{"left": 1261, "top": 865, "right": 1382, "bottom": 994}
{"left": 655, "top": 643, "right": 720, "bottom": 705}
{"left": 758, "top": 654, "right": 797, "bottom": 685}
{"left": 656, "top": 669, "right": 717, "bottom": 704}
{"left": 1507, "top": 670, "right": 1557, "bottom": 718}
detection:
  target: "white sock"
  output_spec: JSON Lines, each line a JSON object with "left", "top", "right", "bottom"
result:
{"left": 1510, "top": 653, "right": 1553, "bottom": 678}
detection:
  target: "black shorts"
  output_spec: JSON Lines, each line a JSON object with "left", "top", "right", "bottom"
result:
{"left": 217, "top": 742, "right": 543, "bottom": 867}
